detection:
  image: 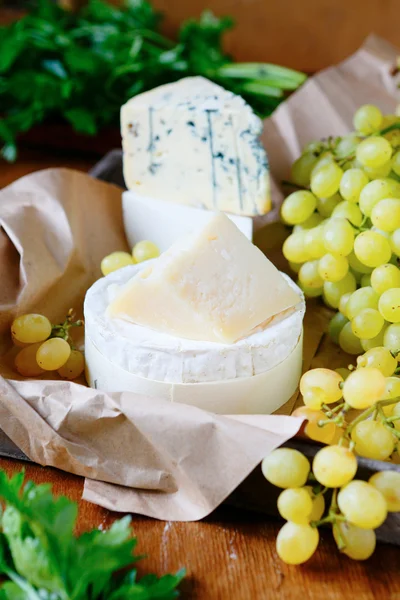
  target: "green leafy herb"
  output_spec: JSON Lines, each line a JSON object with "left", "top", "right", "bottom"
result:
{"left": 0, "top": 0, "right": 306, "bottom": 161}
{"left": 0, "top": 470, "right": 184, "bottom": 599}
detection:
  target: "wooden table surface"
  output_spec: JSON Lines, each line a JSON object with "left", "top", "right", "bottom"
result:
{"left": 1, "top": 152, "right": 400, "bottom": 599}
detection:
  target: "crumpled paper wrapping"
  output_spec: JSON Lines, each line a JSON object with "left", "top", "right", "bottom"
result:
{"left": 0, "top": 36, "right": 399, "bottom": 529}
{"left": 0, "top": 377, "right": 302, "bottom": 521}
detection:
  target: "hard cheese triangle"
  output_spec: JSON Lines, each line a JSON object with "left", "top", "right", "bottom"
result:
{"left": 107, "top": 213, "right": 300, "bottom": 344}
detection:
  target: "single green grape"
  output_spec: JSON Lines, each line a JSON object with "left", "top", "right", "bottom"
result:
{"left": 329, "top": 312, "right": 349, "bottom": 345}
{"left": 371, "top": 263, "right": 400, "bottom": 295}
{"left": 360, "top": 324, "right": 387, "bottom": 351}
{"left": 323, "top": 271, "right": 357, "bottom": 309}
{"left": 36, "top": 338, "right": 71, "bottom": 371}
{"left": 351, "top": 308, "right": 384, "bottom": 340}
{"left": 304, "top": 226, "right": 327, "bottom": 259}
{"left": 288, "top": 261, "right": 302, "bottom": 273}
{"left": 353, "top": 104, "right": 383, "bottom": 134}
{"left": 333, "top": 522, "right": 376, "bottom": 561}
{"left": 383, "top": 322, "right": 400, "bottom": 354}
{"left": 282, "top": 231, "right": 311, "bottom": 263}
{"left": 379, "top": 288, "right": 400, "bottom": 322}
{"left": 346, "top": 287, "right": 379, "bottom": 320}
{"left": 357, "top": 346, "right": 397, "bottom": 376}
{"left": 277, "top": 488, "right": 313, "bottom": 524}
{"left": 306, "top": 487, "right": 326, "bottom": 521}
{"left": 359, "top": 179, "right": 396, "bottom": 216}
{"left": 311, "top": 153, "right": 334, "bottom": 177}
{"left": 353, "top": 231, "right": 391, "bottom": 267}
{"left": 387, "top": 177, "right": 400, "bottom": 195}
{"left": 133, "top": 240, "right": 160, "bottom": 263}
{"left": 294, "top": 212, "right": 324, "bottom": 230}
{"left": 335, "top": 134, "right": 362, "bottom": 159}
{"left": 291, "top": 152, "right": 319, "bottom": 187}
{"left": 311, "top": 162, "right": 343, "bottom": 198}
{"left": 335, "top": 367, "right": 351, "bottom": 380}
{"left": 14, "top": 343, "right": 45, "bottom": 377}
{"left": 339, "top": 292, "right": 352, "bottom": 317}
{"left": 342, "top": 367, "right": 386, "bottom": 408}
{"left": 380, "top": 376, "right": 400, "bottom": 401}
{"left": 281, "top": 191, "right": 318, "bottom": 225}
{"left": 318, "top": 253, "right": 349, "bottom": 283}
{"left": 392, "top": 151, "right": 400, "bottom": 177}
{"left": 298, "top": 261, "right": 324, "bottom": 289}
{"left": 339, "top": 322, "right": 364, "bottom": 355}
{"left": 371, "top": 198, "right": 400, "bottom": 232}
{"left": 338, "top": 480, "right": 387, "bottom": 529}
{"left": 351, "top": 420, "right": 395, "bottom": 461}
{"left": 11, "top": 314, "right": 52, "bottom": 344}
{"left": 332, "top": 201, "right": 363, "bottom": 226}
{"left": 292, "top": 406, "right": 337, "bottom": 444}
{"left": 394, "top": 402, "right": 400, "bottom": 432}
{"left": 276, "top": 522, "right": 319, "bottom": 565}
{"left": 101, "top": 251, "right": 133, "bottom": 276}
{"left": 360, "top": 274, "right": 371, "bottom": 287}
{"left": 313, "top": 445, "right": 357, "bottom": 488}
{"left": 347, "top": 251, "right": 374, "bottom": 275}
{"left": 390, "top": 228, "right": 400, "bottom": 256}
{"left": 298, "top": 282, "right": 323, "bottom": 298}
{"left": 369, "top": 470, "right": 400, "bottom": 512}
{"left": 316, "top": 194, "right": 341, "bottom": 217}
{"left": 300, "top": 368, "right": 343, "bottom": 408}
{"left": 339, "top": 168, "right": 369, "bottom": 203}
{"left": 363, "top": 161, "right": 392, "bottom": 179}
{"left": 356, "top": 136, "right": 392, "bottom": 169}
{"left": 261, "top": 448, "right": 310, "bottom": 488}
{"left": 57, "top": 350, "right": 85, "bottom": 380}
{"left": 323, "top": 218, "right": 355, "bottom": 256}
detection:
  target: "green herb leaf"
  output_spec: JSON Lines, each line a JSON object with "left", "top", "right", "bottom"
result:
{"left": 0, "top": 0, "right": 306, "bottom": 161}
{"left": 64, "top": 108, "right": 98, "bottom": 135}
{"left": 0, "top": 470, "right": 184, "bottom": 599}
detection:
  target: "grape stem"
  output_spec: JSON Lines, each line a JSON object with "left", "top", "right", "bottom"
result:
{"left": 332, "top": 523, "right": 346, "bottom": 551}
{"left": 375, "top": 404, "right": 400, "bottom": 440}
{"left": 50, "top": 309, "right": 84, "bottom": 348}
{"left": 321, "top": 402, "right": 346, "bottom": 417}
{"left": 379, "top": 123, "right": 400, "bottom": 136}
{"left": 312, "top": 488, "right": 346, "bottom": 535}
{"left": 281, "top": 180, "right": 306, "bottom": 190}
{"left": 345, "top": 399, "right": 400, "bottom": 437}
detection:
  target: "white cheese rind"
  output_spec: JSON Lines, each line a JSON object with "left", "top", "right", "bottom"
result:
{"left": 84, "top": 263, "right": 305, "bottom": 383}
{"left": 85, "top": 332, "right": 303, "bottom": 415}
{"left": 121, "top": 77, "right": 271, "bottom": 217}
{"left": 122, "top": 190, "right": 253, "bottom": 252}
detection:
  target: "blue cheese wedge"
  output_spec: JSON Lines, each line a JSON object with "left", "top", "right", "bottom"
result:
{"left": 121, "top": 77, "right": 271, "bottom": 217}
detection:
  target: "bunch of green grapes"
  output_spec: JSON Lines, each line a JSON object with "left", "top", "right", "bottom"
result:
{"left": 262, "top": 360, "right": 400, "bottom": 565}
{"left": 12, "top": 310, "right": 85, "bottom": 380}
{"left": 281, "top": 105, "right": 400, "bottom": 355}
{"left": 101, "top": 240, "right": 160, "bottom": 276}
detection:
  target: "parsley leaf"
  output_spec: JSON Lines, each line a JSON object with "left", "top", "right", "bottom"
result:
{"left": 0, "top": 470, "right": 184, "bottom": 599}
{"left": 0, "top": 0, "right": 306, "bottom": 161}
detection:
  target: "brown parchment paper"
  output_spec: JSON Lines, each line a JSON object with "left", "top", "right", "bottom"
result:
{"left": 0, "top": 35, "right": 399, "bottom": 524}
